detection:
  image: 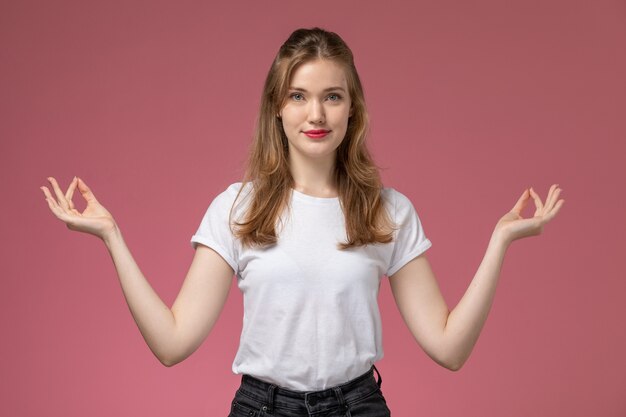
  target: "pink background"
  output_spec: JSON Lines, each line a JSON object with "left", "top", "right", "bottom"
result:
{"left": 2, "top": 1, "right": 625, "bottom": 416}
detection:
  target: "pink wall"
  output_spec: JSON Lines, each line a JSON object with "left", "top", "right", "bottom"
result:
{"left": 2, "top": 1, "right": 625, "bottom": 416}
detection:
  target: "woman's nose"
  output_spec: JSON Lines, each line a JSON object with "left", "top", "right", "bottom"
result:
{"left": 307, "top": 100, "right": 325, "bottom": 124}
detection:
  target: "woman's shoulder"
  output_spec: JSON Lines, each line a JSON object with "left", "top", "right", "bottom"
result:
{"left": 380, "top": 186, "right": 409, "bottom": 205}
{"left": 215, "top": 181, "right": 254, "bottom": 200}
{"left": 211, "top": 181, "right": 254, "bottom": 213}
{"left": 380, "top": 186, "right": 421, "bottom": 216}
{"left": 222, "top": 181, "right": 253, "bottom": 193}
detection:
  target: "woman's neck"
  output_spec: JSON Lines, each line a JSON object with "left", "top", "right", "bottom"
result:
{"left": 289, "top": 154, "right": 338, "bottom": 198}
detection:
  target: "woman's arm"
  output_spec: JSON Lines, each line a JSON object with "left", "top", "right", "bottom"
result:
{"left": 42, "top": 177, "right": 234, "bottom": 367}
{"left": 388, "top": 185, "right": 564, "bottom": 371}
{"left": 389, "top": 234, "right": 507, "bottom": 371}
{"left": 104, "top": 228, "right": 233, "bottom": 366}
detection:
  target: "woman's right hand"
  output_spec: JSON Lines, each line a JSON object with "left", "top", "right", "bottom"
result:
{"left": 41, "top": 176, "right": 118, "bottom": 241}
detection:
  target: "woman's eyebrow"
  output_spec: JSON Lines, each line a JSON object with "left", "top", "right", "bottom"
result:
{"left": 288, "top": 86, "right": 346, "bottom": 92}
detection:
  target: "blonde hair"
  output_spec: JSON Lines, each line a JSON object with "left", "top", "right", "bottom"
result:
{"left": 232, "top": 27, "right": 395, "bottom": 250}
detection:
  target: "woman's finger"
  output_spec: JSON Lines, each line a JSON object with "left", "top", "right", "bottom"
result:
{"left": 41, "top": 185, "right": 70, "bottom": 221}
{"left": 544, "top": 184, "right": 559, "bottom": 211}
{"left": 546, "top": 188, "right": 560, "bottom": 212}
{"left": 47, "top": 177, "right": 70, "bottom": 212}
{"left": 543, "top": 198, "right": 565, "bottom": 224}
{"left": 76, "top": 177, "right": 98, "bottom": 203}
{"left": 511, "top": 188, "right": 530, "bottom": 215}
{"left": 549, "top": 197, "right": 565, "bottom": 217}
{"left": 65, "top": 176, "right": 78, "bottom": 211}
{"left": 529, "top": 187, "right": 544, "bottom": 213}
{"left": 553, "top": 199, "right": 565, "bottom": 216}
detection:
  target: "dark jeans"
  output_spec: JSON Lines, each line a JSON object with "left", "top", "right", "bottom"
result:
{"left": 228, "top": 364, "right": 391, "bottom": 417}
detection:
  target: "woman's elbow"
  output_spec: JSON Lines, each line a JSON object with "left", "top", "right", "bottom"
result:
{"left": 443, "top": 359, "right": 464, "bottom": 372}
{"left": 159, "top": 348, "right": 195, "bottom": 367}
{"left": 157, "top": 351, "right": 182, "bottom": 367}
{"left": 160, "top": 357, "right": 177, "bottom": 367}
{"left": 433, "top": 352, "right": 466, "bottom": 371}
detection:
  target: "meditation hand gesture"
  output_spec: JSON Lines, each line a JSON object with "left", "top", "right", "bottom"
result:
{"left": 494, "top": 184, "right": 565, "bottom": 245}
{"left": 40, "top": 176, "right": 118, "bottom": 241}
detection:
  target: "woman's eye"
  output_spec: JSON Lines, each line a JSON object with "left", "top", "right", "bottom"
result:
{"left": 328, "top": 94, "right": 342, "bottom": 101}
{"left": 290, "top": 93, "right": 303, "bottom": 101}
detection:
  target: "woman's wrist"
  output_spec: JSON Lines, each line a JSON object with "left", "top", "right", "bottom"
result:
{"left": 490, "top": 228, "right": 512, "bottom": 249}
{"left": 102, "top": 223, "right": 122, "bottom": 248}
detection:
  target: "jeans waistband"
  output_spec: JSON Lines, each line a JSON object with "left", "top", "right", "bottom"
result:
{"left": 236, "top": 365, "right": 383, "bottom": 414}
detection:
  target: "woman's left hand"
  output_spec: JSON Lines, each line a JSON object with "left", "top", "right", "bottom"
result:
{"left": 493, "top": 184, "right": 565, "bottom": 245}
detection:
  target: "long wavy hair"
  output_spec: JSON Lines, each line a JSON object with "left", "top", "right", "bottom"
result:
{"left": 231, "top": 27, "right": 396, "bottom": 250}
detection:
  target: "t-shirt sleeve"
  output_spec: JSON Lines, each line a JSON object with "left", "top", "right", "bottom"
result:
{"left": 190, "top": 185, "right": 240, "bottom": 275}
{"left": 386, "top": 189, "right": 432, "bottom": 277}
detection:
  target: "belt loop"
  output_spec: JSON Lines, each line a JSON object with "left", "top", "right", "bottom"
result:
{"left": 266, "top": 383, "right": 276, "bottom": 413}
{"left": 372, "top": 364, "right": 382, "bottom": 388}
{"left": 333, "top": 387, "right": 349, "bottom": 413}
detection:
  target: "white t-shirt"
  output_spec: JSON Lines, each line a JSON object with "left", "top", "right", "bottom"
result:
{"left": 190, "top": 182, "right": 432, "bottom": 391}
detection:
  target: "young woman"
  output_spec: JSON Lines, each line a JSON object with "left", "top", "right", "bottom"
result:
{"left": 41, "top": 27, "right": 564, "bottom": 417}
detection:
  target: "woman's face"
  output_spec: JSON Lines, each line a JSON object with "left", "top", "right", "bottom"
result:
{"left": 279, "top": 59, "right": 353, "bottom": 167}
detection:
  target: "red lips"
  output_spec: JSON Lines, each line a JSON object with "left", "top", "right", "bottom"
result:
{"left": 303, "top": 130, "right": 330, "bottom": 139}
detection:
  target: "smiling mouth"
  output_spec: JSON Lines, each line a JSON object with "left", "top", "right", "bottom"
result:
{"left": 304, "top": 130, "right": 330, "bottom": 139}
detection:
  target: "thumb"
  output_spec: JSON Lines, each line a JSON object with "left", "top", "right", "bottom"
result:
{"left": 511, "top": 188, "right": 530, "bottom": 214}
{"left": 76, "top": 177, "right": 99, "bottom": 203}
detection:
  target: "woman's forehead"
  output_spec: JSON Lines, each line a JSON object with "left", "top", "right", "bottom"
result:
{"left": 289, "top": 59, "right": 348, "bottom": 91}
